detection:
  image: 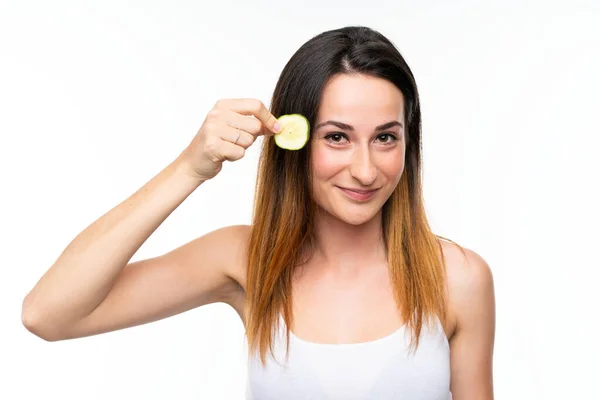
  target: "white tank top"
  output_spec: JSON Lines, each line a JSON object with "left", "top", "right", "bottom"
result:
{"left": 245, "top": 314, "right": 452, "bottom": 399}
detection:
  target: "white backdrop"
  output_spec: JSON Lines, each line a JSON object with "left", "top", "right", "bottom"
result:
{"left": 1, "top": 0, "right": 599, "bottom": 399}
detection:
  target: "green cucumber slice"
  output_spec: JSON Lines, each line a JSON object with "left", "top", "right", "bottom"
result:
{"left": 274, "top": 114, "right": 310, "bottom": 150}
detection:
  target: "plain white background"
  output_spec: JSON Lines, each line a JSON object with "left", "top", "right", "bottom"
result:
{"left": 1, "top": 0, "right": 599, "bottom": 398}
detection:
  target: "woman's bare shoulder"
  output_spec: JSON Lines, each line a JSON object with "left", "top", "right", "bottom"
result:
{"left": 439, "top": 238, "right": 495, "bottom": 337}
{"left": 439, "top": 238, "right": 495, "bottom": 394}
{"left": 439, "top": 239, "right": 494, "bottom": 298}
{"left": 218, "top": 223, "right": 251, "bottom": 289}
{"left": 210, "top": 224, "right": 251, "bottom": 316}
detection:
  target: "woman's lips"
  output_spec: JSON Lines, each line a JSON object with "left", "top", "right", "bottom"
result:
{"left": 337, "top": 186, "right": 379, "bottom": 201}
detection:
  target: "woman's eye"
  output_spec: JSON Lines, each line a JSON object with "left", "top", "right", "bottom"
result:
{"left": 324, "top": 133, "right": 347, "bottom": 143}
{"left": 323, "top": 132, "right": 399, "bottom": 144}
{"left": 377, "top": 133, "right": 398, "bottom": 143}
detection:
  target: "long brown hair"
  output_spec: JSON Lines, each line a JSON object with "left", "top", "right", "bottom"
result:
{"left": 245, "top": 26, "right": 461, "bottom": 366}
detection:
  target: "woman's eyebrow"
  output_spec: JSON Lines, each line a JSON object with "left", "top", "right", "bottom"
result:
{"left": 314, "top": 120, "right": 403, "bottom": 131}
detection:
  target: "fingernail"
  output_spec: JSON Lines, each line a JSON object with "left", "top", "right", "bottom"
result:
{"left": 273, "top": 122, "right": 282, "bottom": 133}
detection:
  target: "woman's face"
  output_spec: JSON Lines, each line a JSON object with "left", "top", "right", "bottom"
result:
{"left": 310, "top": 73, "right": 406, "bottom": 226}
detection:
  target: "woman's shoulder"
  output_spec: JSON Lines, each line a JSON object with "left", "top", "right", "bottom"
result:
{"left": 439, "top": 238, "right": 495, "bottom": 337}
{"left": 210, "top": 223, "right": 251, "bottom": 287}
{"left": 204, "top": 224, "right": 251, "bottom": 315}
{"left": 439, "top": 239, "right": 492, "bottom": 278}
{"left": 439, "top": 239, "right": 494, "bottom": 299}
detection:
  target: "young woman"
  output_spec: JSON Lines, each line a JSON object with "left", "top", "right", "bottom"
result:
{"left": 22, "top": 26, "right": 495, "bottom": 399}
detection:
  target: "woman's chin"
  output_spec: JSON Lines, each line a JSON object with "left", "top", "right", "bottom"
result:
{"left": 331, "top": 206, "right": 381, "bottom": 226}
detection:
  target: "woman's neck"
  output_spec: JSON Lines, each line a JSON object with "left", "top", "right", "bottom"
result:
{"left": 309, "top": 207, "right": 387, "bottom": 273}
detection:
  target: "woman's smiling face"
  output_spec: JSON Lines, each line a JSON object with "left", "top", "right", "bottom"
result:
{"left": 310, "top": 73, "right": 406, "bottom": 225}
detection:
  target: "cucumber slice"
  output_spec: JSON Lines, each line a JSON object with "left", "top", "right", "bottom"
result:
{"left": 274, "top": 114, "right": 310, "bottom": 150}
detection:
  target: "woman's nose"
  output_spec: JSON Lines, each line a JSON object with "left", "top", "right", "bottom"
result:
{"left": 349, "top": 148, "right": 377, "bottom": 186}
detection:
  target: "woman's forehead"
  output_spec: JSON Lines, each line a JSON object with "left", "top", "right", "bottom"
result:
{"left": 317, "top": 74, "right": 405, "bottom": 126}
